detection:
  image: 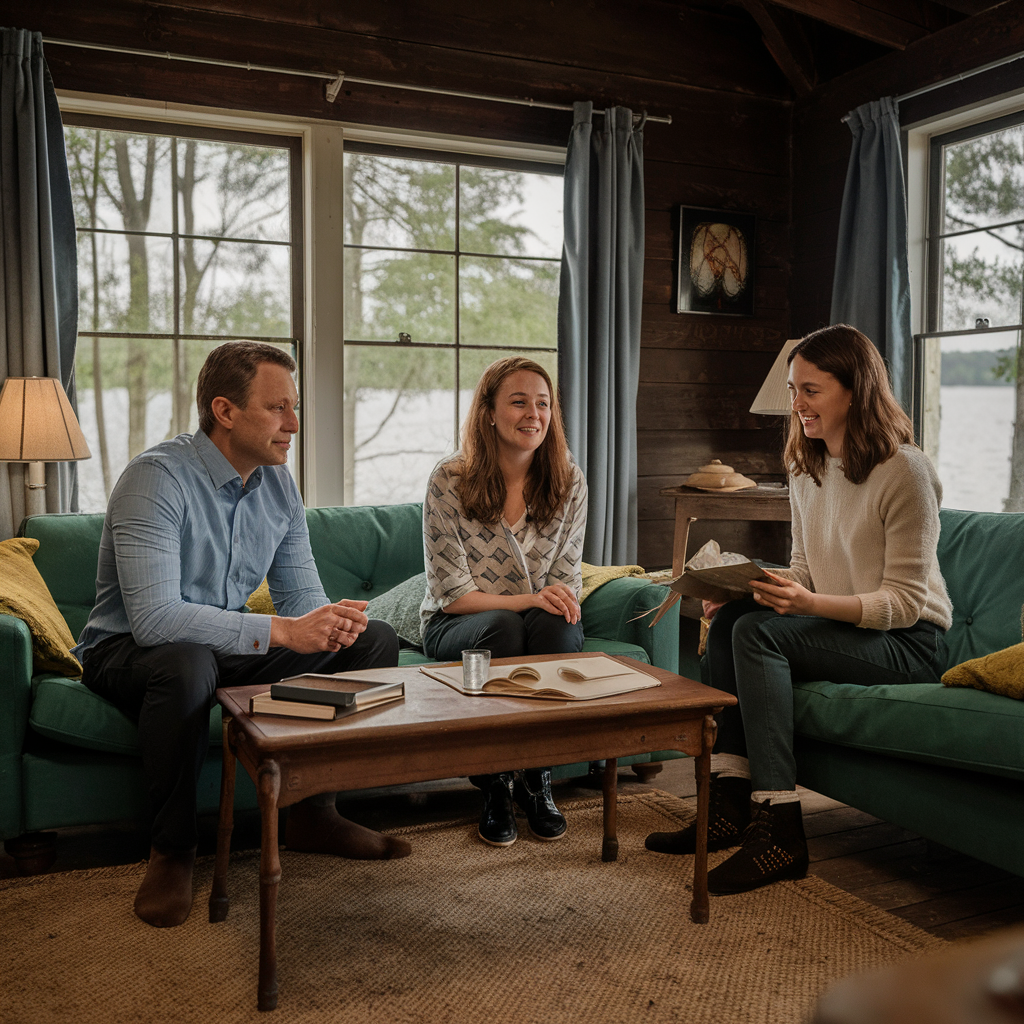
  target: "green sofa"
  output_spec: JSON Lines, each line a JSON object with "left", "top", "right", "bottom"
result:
{"left": 0, "top": 503, "right": 680, "bottom": 870}
{"left": 785, "top": 508, "right": 1024, "bottom": 877}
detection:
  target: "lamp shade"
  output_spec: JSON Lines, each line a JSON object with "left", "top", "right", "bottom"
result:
{"left": 0, "top": 377, "right": 91, "bottom": 462}
{"left": 749, "top": 339, "right": 801, "bottom": 416}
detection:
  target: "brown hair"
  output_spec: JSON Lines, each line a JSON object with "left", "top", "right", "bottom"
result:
{"left": 196, "top": 341, "right": 296, "bottom": 435}
{"left": 450, "top": 356, "right": 574, "bottom": 528}
{"left": 783, "top": 324, "right": 915, "bottom": 486}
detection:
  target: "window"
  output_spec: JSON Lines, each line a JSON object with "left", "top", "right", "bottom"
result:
{"left": 922, "top": 109, "right": 1024, "bottom": 512}
{"left": 342, "top": 144, "right": 563, "bottom": 505}
{"left": 64, "top": 116, "right": 302, "bottom": 512}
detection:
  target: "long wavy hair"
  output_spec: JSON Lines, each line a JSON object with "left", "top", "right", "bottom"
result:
{"left": 449, "top": 356, "right": 573, "bottom": 528}
{"left": 784, "top": 324, "right": 915, "bottom": 486}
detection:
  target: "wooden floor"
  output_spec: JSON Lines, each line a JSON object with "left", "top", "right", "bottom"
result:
{"left": 4, "top": 758, "right": 1023, "bottom": 942}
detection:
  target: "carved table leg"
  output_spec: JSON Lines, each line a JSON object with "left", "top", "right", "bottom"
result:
{"left": 209, "top": 714, "right": 236, "bottom": 924}
{"left": 690, "top": 714, "right": 717, "bottom": 924}
{"left": 257, "top": 760, "right": 282, "bottom": 1012}
{"left": 601, "top": 757, "right": 618, "bottom": 862}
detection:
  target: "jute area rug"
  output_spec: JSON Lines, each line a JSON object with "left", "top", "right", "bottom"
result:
{"left": 1, "top": 791, "right": 944, "bottom": 1024}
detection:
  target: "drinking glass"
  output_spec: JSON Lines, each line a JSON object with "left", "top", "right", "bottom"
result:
{"left": 461, "top": 649, "right": 491, "bottom": 691}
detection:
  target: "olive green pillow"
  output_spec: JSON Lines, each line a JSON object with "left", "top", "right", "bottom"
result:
{"left": 0, "top": 536, "right": 82, "bottom": 677}
{"left": 365, "top": 573, "right": 427, "bottom": 647}
{"left": 246, "top": 578, "right": 276, "bottom": 615}
{"left": 942, "top": 643, "right": 1024, "bottom": 700}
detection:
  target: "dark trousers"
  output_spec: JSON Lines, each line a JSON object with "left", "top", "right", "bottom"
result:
{"left": 82, "top": 621, "right": 399, "bottom": 852}
{"left": 422, "top": 607, "right": 584, "bottom": 661}
{"left": 706, "top": 597, "right": 948, "bottom": 792}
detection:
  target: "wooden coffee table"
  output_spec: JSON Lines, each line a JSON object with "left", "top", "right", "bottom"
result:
{"left": 209, "top": 652, "right": 736, "bottom": 1011}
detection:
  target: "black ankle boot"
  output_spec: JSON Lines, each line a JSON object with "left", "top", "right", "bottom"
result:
{"left": 473, "top": 773, "right": 517, "bottom": 847}
{"left": 645, "top": 775, "right": 751, "bottom": 855}
{"left": 707, "top": 797, "right": 808, "bottom": 895}
{"left": 513, "top": 768, "right": 567, "bottom": 841}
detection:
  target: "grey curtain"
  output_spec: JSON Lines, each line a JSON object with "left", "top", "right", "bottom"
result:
{"left": 558, "top": 101, "right": 645, "bottom": 565}
{"left": 0, "top": 28, "right": 79, "bottom": 539}
{"left": 830, "top": 96, "right": 912, "bottom": 410}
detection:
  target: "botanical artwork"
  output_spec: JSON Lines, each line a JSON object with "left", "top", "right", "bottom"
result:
{"left": 676, "top": 206, "right": 756, "bottom": 316}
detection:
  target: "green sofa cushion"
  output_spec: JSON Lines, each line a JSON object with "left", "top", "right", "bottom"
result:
{"left": 938, "top": 508, "right": 1024, "bottom": 668}
{"left": 793, "top": 679, "right": 1024, "bottom": 782}
{"left": 307, "top": 503, "right": 425, "bottom": 603}
{"left": 29, "top": 674, "right": 223, "bottom": 756}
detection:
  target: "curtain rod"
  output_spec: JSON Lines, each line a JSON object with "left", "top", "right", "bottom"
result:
{"left": 842, "top": 47, "right": 1024, "bottom": 122}
{"left": 43, "top": 37, "right": 672, "bottom": 125}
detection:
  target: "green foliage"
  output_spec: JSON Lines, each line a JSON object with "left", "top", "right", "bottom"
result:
{"left": 940, "top": 349, "right": 1015, "bottom": 385}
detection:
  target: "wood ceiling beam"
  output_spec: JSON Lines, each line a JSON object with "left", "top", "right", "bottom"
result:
{"left": 927, "top": 0, "right": 997, "bottom": 12}
{"left": 762, "top": 0, "right": 933, "bottom": 49}
{"left": 741, "top": 0, "right": 817, "bottom": 95}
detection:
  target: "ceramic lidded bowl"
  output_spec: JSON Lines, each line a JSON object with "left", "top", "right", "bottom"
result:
{"left": 684, "top": 459, "right": 757, "bottom": 492}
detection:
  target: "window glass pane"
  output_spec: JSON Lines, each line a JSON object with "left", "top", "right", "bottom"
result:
{"left": 77, "top": 233, "right": 174, "bottom": 334}
{"left": 458, "top": 347, "right": 558, "bottom": 432}
{"left": 65, "top": 127, "right": 174, "bottom": 234}
{"left": 344, "top": 345, "right": 455, "bottom": 505}
{"left": 459, "top": 168, "right": 563, "bottom": 258}
{"left": 344, "top": 248, "right": 455, "bottom": 344}
{"left": 181, "top": 240, "right": 291, "bottom": 336}
{"left": 76, "top": 338, "right": 296, "bottom": 512}
{"left": 344, "top": 153, "right": 456, "bottom": 251}
{"left": 459, "top": 256, "right": 559, "bottom": 348}
{"left": 939, "top": 232, "right": 1023, "bottom": 331}
{"left": 943, "top": 125, "right": 1024, "bottom": 232}
{"left": 176, "top": 140, "right": 290, "bottom": 242}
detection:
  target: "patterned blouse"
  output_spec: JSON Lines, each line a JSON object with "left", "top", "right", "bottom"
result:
{"left": 420, "top": 458, "right": 588, "bottom": 632}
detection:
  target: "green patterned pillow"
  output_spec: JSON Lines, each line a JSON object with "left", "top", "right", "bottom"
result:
{"left": 366, "top": 573, "right": 427, "bottom": 648}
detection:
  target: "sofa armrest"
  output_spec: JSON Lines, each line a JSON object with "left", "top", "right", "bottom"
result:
{"left": 0, "top": 612, "right": 34, "bottom": 840}
{"left": 581, "top": 578, "right": 679, "bottom": 673}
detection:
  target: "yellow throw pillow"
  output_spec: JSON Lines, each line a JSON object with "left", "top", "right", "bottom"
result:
{"left": 580, "top": 562, "right": 646, "bottom": 603}
{"left": 246, "top": 578, "right": 277, "bottom": 616}
{"left": 0, "top": 537, "right": 82, "bottom": 677}
{"left": 942, "top": 644, "right": 1024, "bottom": 700}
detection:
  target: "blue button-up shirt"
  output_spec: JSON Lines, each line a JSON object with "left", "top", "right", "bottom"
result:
{"left": 73, "top": 430, "right": 327, "bottom": 660}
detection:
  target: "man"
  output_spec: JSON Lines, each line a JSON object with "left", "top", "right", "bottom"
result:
{"left": 73, "top": 341, "right": 410, "bottom": 929}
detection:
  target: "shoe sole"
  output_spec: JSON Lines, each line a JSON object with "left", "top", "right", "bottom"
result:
{"left": 708, "top": 865, "right": 808, "bottom": 896}
{"left": 478, "top": 832, "right": 517, "bottom": 847}
{"left": 528, "top": 826, "right": 567, "bottom": 841}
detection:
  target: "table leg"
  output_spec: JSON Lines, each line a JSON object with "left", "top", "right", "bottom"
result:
{"left": 209, "top": 714, "right": 236, "bottom": 924}
{"left": 690, "top": 714, "right": 717, "bottom": 924}
{"left": 257, "top": 760, "right": 282, "bottom": 1012}
{"left": 601, "top": 757, "right": 618, "bottom": 862}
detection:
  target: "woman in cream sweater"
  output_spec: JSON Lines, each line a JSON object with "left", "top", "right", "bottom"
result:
{"left": 646, "top": 324, "right": 952, "bottom": 895}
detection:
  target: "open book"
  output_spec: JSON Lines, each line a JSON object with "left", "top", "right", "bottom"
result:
{"left": 419, "top": 655, "right": 660, "bottom": 701}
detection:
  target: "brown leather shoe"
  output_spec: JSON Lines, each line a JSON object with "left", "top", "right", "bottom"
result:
{"left": 285, "top": 802, "right": 411, "bottom": 860}
{"left": 133, "top": 846, "right": 196, "bottom": 928}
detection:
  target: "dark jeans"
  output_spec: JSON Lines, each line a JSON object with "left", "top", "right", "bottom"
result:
{"left": 422, "top": 607, "right": 584, "bottom": 661}
{"left": 706, "top": 597, "right": 948, "bottom": 792}
{"left": 81, "top": 620, "right": 399, "bottom": 852}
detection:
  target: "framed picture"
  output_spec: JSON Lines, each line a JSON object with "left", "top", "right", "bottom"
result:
{"left": 676, "top": 206, "right": 756, "bottom": 316}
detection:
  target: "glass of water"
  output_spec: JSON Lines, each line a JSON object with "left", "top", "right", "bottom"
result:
{"left": 461, "top": 649, "right": 491, "bottom": 692}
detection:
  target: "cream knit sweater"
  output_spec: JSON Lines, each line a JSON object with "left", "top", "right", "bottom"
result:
{"left": 783, "top": 445, "right": 952, "bottom": 631}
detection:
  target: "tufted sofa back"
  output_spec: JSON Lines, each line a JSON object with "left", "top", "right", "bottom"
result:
{"left": 937, "top": 507, "right": 1024, "bottom": 668}
{"left": 20, "top": 503, "right": 427, "bottom": 639}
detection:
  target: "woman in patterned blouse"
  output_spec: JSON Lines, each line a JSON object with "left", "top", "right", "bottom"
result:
{"left": 420, "top": 356, "right": 588, "bottom": 847}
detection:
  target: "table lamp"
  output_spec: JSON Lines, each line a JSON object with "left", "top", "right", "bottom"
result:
{"left": 749, "top": 339, "right": 800, "bottom": 415}
{"left": 0, "top": 376, "right": 92, "bottom": 518}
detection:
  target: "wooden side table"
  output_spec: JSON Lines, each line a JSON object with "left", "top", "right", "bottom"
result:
{"left": 660, "top": 484, "right": 792, "bottom": 577}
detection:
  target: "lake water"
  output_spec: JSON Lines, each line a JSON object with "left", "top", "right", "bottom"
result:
{"left": 74, "top": 384, "right": 1017, "bottom": 515}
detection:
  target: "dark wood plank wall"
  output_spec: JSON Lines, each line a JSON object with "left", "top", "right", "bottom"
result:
{"left": 791, "top": 0, "right": 1024, "bottom": 338}
{"left": 4, "top": 0, "right": 796, "bottom": 568}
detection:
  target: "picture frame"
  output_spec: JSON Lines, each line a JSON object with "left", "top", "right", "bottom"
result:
{"left": 676, "top": 206, "right": 756, "bottom": 317}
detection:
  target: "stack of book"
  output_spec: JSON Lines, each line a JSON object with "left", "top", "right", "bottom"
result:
{"left": 249, "top": 673, "right": 405, "bottom": 720}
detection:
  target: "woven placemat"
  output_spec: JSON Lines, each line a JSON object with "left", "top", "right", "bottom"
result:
{"left": 0, "top": 791, "right": 944, "bottom": 1024}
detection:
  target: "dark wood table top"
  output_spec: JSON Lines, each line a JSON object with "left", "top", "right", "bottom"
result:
{"left": 216, "top": 652, "right": 736, "bottom": 757}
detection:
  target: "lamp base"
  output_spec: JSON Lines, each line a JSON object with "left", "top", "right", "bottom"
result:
{"left": 25, "top": 462, "right": 46, "bottom": 518}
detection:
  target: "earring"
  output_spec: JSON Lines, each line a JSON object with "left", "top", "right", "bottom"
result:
{"left": 490, "top": 421, "right": 495, "bottom": 427}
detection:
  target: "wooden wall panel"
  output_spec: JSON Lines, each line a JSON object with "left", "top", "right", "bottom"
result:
{"left": 4, "top": 0, "right": 797, "bottom": 569}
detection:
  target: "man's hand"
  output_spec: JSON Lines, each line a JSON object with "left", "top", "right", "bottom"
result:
{"left": 270, "top": 600, "right": 369, "bottom": 653}
{"left": 533, "top": 584, "right": 581, "bottom": 624}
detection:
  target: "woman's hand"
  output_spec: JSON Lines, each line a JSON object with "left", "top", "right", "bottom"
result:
{"left": 749, "top": 571, "right": 816, "bottom": 616}
{"left": 534, "top": 584, "right": 581, "bottom": 624}
{"left": 701, "top": 598, "right": 729, "bottom": 621}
